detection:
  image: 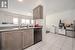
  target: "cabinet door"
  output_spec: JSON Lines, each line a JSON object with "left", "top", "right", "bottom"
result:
{"left": 66, "top": 31, "right": 75, "bottom": 38}
{"left": 22, "top": 29, "right": 34, "bottom": 49}
{"left": 2, "top": 30, "right": 22, "bottom": 50}
{"left": 33, "top": 5, "right": 43, "bottom": 19}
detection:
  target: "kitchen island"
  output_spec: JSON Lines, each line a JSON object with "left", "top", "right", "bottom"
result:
{"left": 0, "top": 26, "right": 42, "bottom": 50}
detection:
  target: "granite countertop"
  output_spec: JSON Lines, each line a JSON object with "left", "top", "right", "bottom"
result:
{"left": 0, "top": 27, "right": 42, "bottom": 32}
{"left": 0, "top": 28, "right": 19, "bottom": 32}
{"left": 0, "top": 24, "right": 42, "bottom": 32}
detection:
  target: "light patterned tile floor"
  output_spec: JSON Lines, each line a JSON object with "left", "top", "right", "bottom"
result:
{"left": 24, "top": 33, "right": 75, "bottom": 50}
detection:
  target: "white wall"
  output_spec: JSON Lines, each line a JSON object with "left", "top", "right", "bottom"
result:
{"left": 46, "top": 9, "right": 75, "bottom": 33}
{"left": 44, "top": 0, "right": 75, "bottom": 33}
{"left": 44, "top": 0, "right": 75, "bottom": 15}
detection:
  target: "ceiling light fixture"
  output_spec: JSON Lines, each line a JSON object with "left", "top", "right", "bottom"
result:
{"left": 18, "top": 0, "right": 23, "bottom": 2}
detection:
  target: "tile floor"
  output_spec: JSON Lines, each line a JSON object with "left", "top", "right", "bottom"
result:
{"left": 24, "top": 33, "right": 75, "bottom": 50}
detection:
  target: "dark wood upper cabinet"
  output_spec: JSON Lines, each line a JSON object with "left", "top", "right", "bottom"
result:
{"left": 33, "top": 5, "right": 43, "bottom": 19}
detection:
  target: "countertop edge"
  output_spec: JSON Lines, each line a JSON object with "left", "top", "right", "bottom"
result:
{"left": 0, "top": 27, "right": 42, "bottom": 32}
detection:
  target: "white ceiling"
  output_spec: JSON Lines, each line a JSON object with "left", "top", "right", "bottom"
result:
{"left": 2, "top": 0, "right": 75, "bottom": 16}
{"left": 44, "top": 0, "right": 75, "bottom": 15}
{"left": 2, "top": 0, "right": 40, "bottom": 16}
{"left": 8, "top": 0, "right": 37, "bottom": 12}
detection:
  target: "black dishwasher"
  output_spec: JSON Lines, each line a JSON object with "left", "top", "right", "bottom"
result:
{"left": 34, "top": 28, "right": 42, "bottom": 44}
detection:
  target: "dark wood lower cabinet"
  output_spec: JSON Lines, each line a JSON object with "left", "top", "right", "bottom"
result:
{"left": 0, "top": 29, "right": 34, "bottom": 50}
{"left": 34, "top": 28, "right": 42, "bottom": 44}
{"left": 65, "top": 30, "right": 75, "bottom": 38}
{"left": 22, "top": 29, "right": 34, "bottom": 49}
{"left": 0, "top": 28, "right": 42, "bottom": 50}
{"left": 1, "top": 30, "right": 22, "bottom": 50}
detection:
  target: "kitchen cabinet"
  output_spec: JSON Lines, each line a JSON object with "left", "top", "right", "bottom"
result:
{"left": 65, "top": 29, "right": 75, "bottom": 38}
{"left": 34, "top": 28, "right": 42, "bottom": 44}
{"left": 1, "top": 30, "right": 22, "bottom": 50}
{"left": 22, "top": 29, "right": 34, "bottom": 49}
{"left": 33, "top": 5, "right": 43, "bottom": 19}
{"left": 0, "top": 28, "right": 34, "bottom": 50}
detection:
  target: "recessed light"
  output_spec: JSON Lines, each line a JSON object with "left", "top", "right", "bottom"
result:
{"left": 18, "top": 0, "right": 23, "bottom": 2}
